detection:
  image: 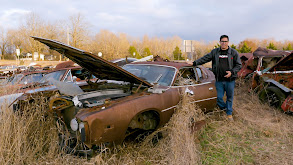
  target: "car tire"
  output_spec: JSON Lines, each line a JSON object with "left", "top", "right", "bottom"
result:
{"left": 259, "top": 86, "right": 286, "bottom": 109}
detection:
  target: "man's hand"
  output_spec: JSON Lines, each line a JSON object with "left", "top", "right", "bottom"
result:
{"left": 224, "top": 71, "right": 232, "bottom": 78}
{"left": 186, "top": 61, "right": 193, "bottom": 65}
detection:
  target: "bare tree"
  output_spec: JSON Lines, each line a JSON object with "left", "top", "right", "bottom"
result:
{"left": 0, "top": 27, "right": 9, "bottom": 59}
{"left": 20, "top": 12, "right": 47, "bottom": 61}
{"left": 92, "top": 30, "right": 130, "bottom": 60}
{"left": 67, "top": 13, "right": 90, "bottom": 49}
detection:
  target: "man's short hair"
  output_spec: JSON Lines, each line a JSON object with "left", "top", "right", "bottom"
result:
{"left": 220, "top": 35, "right": 229, "bottom": 41}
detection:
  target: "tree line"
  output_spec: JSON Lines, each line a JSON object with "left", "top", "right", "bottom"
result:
{"left": 0, "top": 12, "right": 292, "bottom": 61}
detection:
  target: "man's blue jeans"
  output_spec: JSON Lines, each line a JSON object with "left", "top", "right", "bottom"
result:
{"left": 215, "top": 81, "right": 235, "bottom": 115}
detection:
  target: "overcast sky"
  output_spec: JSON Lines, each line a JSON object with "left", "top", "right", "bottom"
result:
{"left": 0, "top": 0, "right": 292, "bottom": 44}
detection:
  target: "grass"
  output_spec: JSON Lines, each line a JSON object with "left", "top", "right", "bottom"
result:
{"left": 199, "top": 81, "right": 293, "bottom": 165}
{"left": 0, "top": 80, "right": 292, "bottom": 164}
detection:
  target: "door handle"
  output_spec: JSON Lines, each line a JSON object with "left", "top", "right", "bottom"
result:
{"left": 209, "top": 87, "right": 213, "bottom": 91}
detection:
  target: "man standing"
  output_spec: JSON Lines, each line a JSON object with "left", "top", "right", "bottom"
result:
{"left": 188, "top": 35, "right": 241, "bottom": 121}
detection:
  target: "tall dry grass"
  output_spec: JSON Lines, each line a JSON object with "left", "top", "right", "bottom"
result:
{"left": 0, "top": 88, "right": 205, "bottom": 164}
{"left": 199, "top": 80, "right": 293, "bottom": 165}
{"left": 0, "top": 80, "right": 292, "bottom": 164}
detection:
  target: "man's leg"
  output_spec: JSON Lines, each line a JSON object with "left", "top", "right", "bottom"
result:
{"left": 225, "top": 81, "right": 235, "bottom": 115}
{"left": 215, "top": 81, "right": 226, "bottom": 110}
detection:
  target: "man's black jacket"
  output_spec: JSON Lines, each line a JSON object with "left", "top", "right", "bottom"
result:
{"left": 193, "top": 47, "right": 242, "bottom": 81}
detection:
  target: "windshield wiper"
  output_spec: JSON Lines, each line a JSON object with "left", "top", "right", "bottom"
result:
{"left": 153, "top": 74, "right": 162, "bottom": 85}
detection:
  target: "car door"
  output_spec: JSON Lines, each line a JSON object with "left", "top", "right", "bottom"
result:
{"left": 176, "top": 66, "right": 217, "bottom": 111}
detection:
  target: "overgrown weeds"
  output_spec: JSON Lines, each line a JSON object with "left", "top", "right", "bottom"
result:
{"left": 0, "top": 81, "right": 292, "bottom": 164}
{"left": 199, "top": 80, "right": 293, "bottom": 165}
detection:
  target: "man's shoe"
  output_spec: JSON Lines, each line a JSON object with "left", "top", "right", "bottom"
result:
{"left": 221, "top": 108, "right": 227, "bottom": 111}
{"left": 227, "top": 115, "right": 234, "bottom": 121}
{"left": 216, "top": 105, "right": 227, "bottom": 111}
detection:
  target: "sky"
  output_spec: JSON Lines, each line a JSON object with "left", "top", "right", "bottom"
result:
{"left": 0, "top": 0, "right": 292, "bottom": 44}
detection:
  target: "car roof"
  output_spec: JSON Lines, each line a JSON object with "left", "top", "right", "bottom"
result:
{"left": 253, "top": 47, "right": 291, "bottom": 57}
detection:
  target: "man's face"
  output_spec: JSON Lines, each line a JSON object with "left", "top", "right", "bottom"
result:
{"left": 220, "top": 37, "right": 229, "bottom": 50}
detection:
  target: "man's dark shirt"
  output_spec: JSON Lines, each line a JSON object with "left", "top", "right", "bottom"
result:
{"left": 218, "top": 49, "right": 231, "bottom": 81}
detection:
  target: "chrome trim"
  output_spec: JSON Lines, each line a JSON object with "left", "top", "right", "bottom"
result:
{"left": 171, "top": 81, "right": 212, "bottom": 88}
{"left": 161, "top": 105, "right": 177, "bottom": 112}
{"left": 266, "top": 70, "right": 293, "bottom": 74}
{"left": 161, "top": 96, "right": 217, "bottom": 112}
{"left": 62, "top": 69, "right": 72, "bottom": 82}
{"left": 191, "top": 97, "right": 217, "bottom": 103}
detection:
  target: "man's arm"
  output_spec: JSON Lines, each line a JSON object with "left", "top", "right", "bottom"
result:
{"left": 231, "top": 50, "right": 242, "bottom": 76}
{"left": 187, "top": 51, "right": 213, "bottom": 66}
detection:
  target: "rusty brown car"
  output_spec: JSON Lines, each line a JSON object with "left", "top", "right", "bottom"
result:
{"left": 256, "top": 51, "right": 293, "bottom": 113}
{"left": 237, "top": 47, "right": 290, "bottom": 83}
{"left": 32, "top": 36, "right": 217, "bottom": 154}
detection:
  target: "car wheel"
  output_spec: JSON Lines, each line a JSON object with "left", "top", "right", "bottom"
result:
{"left": 259, "top": 86, "right": 286, "bottom": 109}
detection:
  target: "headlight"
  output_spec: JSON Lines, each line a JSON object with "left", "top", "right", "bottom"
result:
{"left": 79, "top": 122, "right": 85, "bottom": 133}
{"left": 70, "top": 118, "right": 78, "bottom": 131}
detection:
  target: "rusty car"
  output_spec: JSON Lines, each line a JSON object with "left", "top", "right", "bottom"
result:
{"left": 8, "top": 58, "right": 141, "bottom": 112}
{"left": 256, "top": 51, "right": 293, "bottom": 113}
{"left": 237, "top": 47, "right": 290, "bottom": 84}
{"left": 2, "top": 71, "right": 46, "bottom": 86}
{"left": 0, "top": 60, "right": 93, "bottom": 110}
{"left": 0, "top": 71, "right": 47, "bottom": 96}
{"left": 10, "top": 64, "right": 93, "bottom": 111}
{"left": 0, "top": 64, "right": 18, "bottom": 79}
{"left": 32, "top": 36, "right": 217, "bottom": 154}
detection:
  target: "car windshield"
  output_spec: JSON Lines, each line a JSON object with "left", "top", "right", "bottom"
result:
{"left": 7, "top": 74, "right": 24, "bottom": 85}
{"left": 19, "top": 73, "right": 44, "bottom": 84}
{"left": 39, "top": 70, "right": 67, "bottom": 84}
{"left": 123, "top": 64, "right": 176, "bottom": 86}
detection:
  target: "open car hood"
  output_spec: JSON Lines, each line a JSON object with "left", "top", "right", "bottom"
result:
{"left": 32, "top": 36, "right": 152, "bottom": 87}
{"left": 268, "top": 52, "right": 293, "bottom": 71}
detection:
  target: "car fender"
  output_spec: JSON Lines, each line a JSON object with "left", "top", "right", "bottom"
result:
{"left": 264, "top": 79, "right": 292, "bottom": 94}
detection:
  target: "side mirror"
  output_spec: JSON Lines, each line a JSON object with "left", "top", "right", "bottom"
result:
{"left": 72, "top": 76, "right": 77, "bottom": 82}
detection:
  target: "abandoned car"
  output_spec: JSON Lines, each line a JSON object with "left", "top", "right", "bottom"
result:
{"left": 0, "top": 64, "right": 18, "bottom": 79}
{"left": 2, "top": 71, "right": 46, "bottom": 86}
{"left": 10, "top": 64, "right": 93, "bottom": 111}
{"left": 256, "top": 51, "right": 293, "bottom": 113}
{"left": 237, "top": 47, "right": 290, "bottom": 83}
{"left": 32, "top": 36, "right": 217, "bottom": 153}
